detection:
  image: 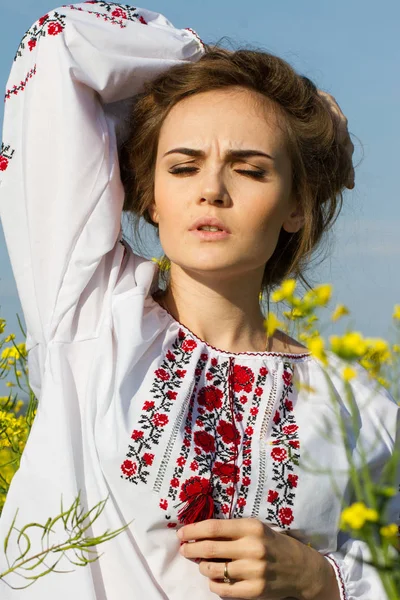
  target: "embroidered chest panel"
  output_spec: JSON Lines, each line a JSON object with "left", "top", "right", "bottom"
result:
{"left": 120, "top": 328, "right": 302, "bottom": 530}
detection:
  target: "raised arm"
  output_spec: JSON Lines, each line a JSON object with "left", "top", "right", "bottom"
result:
{"left": 0, "top": 2, "right": 204, "bottom": 349}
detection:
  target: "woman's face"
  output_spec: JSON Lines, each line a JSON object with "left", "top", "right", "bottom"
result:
{"left": 150, "top": 86, "right": 303, "bottom": 284}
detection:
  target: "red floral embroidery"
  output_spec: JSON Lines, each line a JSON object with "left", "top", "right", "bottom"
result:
{"left": 177, "top": 476, "right": 214, "bottom": 524}
{"left": 279, "top": 506, "right": 294, "bottom": 526}
{"left": 120, "top": 329, "right": 195, "bottom": 484}
{"left": 267, "top": 363, "right": 300, "bottom": 529}
{"left": 212, "top": 462, "right": 240, "bottom": 484}
{"left": 198, "top": 386, "right": 223, "bottom": 411}
{"left": 143, "top": 453, "right": 154, "bottom": 466}
{"left": 121, "top": 459, "right": 137, "bottom": 477}
{"left": 0, "top": 144, "right": 15, "bottom": 171}
{"left": 271, "top": 447, "right": 287, "bottom": 462}
{"left": 5, "top": 66, "right": 37, "bottom": 102}
{"left": 162, "top": 355, "right": 255, "bottom": 525}
{"left": 67, "top": 1, "right": 145, "bottom": 30}
{"left": 194, "top": 431, "right": 215, "bottom": 453}
{"left": 232, "top": 363, "right": 269, "bottom": 518}
{"left": 230, "top": 364, "right": 255, "bottom": 393}
{"left": 14, "top": 11, "right": 66, "bottom": 61}
{"left": 217, "top": 420, "right": 240, "bottom": 445}
{"left": 48, "top": 22, "right": 63, "bottom": 35}
{"left": 268, "top": 490, "right": 279, "bottom": 503}
{"left": 143, "top": 400, "right": 154, "bottom": 411}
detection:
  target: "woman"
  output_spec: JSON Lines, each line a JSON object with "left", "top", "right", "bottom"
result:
{"left": 0, "top": 2, "right": 398, "bottom": 599}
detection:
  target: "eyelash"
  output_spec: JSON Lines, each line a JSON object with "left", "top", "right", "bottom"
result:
{"left": 169, "top": 166, "right": 266, "bottom": 179}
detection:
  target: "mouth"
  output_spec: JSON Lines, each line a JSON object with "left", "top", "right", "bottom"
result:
{"left": 190, "top": 229, "right": 231, "bottom": 241}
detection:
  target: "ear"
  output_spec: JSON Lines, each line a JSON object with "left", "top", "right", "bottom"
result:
{"left": 282, "top": 200, "right": 305, "bottom": 234}
{"left": 148, "top": 202, "right": 159, "bottom": 225}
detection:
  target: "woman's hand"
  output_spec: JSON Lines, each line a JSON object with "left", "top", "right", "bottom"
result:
{"left": 177, "top": 517, "right": 336, "bottom": 599}
{"left": 318, "top": 90, "right": 355, "bottom": 190}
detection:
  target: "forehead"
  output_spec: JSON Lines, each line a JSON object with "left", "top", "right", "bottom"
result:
{"left": 157, "top": 87, "right": 287, "bottom": 151}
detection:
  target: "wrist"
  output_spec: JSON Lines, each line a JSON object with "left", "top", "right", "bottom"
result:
{"left": 297, "top": 545, "right": 341, "bottom": 600}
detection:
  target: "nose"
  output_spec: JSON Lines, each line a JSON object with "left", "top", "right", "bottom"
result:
{"left": 198, "top": 168, "right": 231, "bottom": 206}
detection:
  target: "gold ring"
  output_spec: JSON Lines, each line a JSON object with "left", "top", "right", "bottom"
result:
{"left": 223, "top": 561, "right": 233, "bottom": 585}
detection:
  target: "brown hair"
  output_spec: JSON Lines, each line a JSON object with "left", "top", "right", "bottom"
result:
{"left": 119, "top": 46, "right": 351, "bottom": 307}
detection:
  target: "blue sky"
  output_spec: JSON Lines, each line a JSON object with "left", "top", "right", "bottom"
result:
{"left": 1, "top": 0, "right": 399, "bottom": 357}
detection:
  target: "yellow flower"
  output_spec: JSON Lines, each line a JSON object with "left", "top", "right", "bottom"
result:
{"left": 364, "top": 338, "right": 392, "bottom": 364}
{"left": 313, "top": 284, "right": 333, "bottom": 306}
{"left": 380, "top": 523, "right": 398, "bottom": 539}
{"left": 303, "top": 284, "right": 332, "bottom": 308}
{"left": 1, "top": 343, "right": 26, "bottom": 361}
{"left": 393, "top": 305, "right": 400, "bottom": 321}
{"left": 393, "top": 344, "right": 400, "bottom": 354}
{"left": 264, "top": 313, "right": 284, "bottom": 337}
{"left": 331, "top": 304, "right": 350, "bottom": 322}
{"left": 16, "top": 370, "right": 22, "bottom": 377}
{"left": 306, "top": 336, "right": 328, "bottom": 366}
{"left": 340, "top": 502, "right": 379, "bottom": 530}
{"left": 0, "top": 318, "right": 6, "bottom": 334}
{"left": 343, "top": 366, "right": 357, "bottom": 381}
{"left": 271, "top": 279, "right": 297, "bottom": 303}
{"left": 16, "top": 343, "right": 27, "bottom": 358}
{"left": 329, "top": 332, "right": 367, "bottom": 361}
{"left": 5, "top": 382, "right": 15, "bottom": 388}
{"left": 4, "top": 334, "right": 15, "bottom": 342}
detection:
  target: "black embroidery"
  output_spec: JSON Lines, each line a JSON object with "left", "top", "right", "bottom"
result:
{"left": 66, "top": 2, "right": 146, "bottom": 27}
{"left": 14, "top": 12, "right": 66, "bottom": 62}
{"left": 120, "top": 329, "right": 195, "bottom": 484}
{"left": 5, "top": 66, "right": 37, "bottom": 102}
{"left": 0, "top": 143, "right": 15, "bottom": 172}
{"left": 266, "top": 363, "right": 300, "bottom": 529}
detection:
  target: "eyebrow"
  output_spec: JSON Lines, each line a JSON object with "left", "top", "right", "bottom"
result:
{"left": 163, "top": 147, "right": 275, "bottom": 161}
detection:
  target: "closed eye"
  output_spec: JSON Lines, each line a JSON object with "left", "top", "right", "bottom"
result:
{"left": 235, "top": 169, "right": 266, "bottom": 179}
{"left": 169, "top": 167, "right": 267, "bottom": 179}
{"left": 169, "top": 166, "right": 198, "bottom": 175}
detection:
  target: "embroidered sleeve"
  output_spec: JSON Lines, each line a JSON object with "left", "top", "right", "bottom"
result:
{"left": 0, "top": 2, "right": 204, "bottom": 349}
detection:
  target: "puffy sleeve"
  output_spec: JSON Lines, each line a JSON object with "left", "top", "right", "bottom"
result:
{"left": 0, "top": 2, "right": 204, "bottom": 351}
{"left": 322, "top": 360, "right": 400, "bottom": 600}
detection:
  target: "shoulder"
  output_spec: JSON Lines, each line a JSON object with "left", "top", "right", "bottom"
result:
{"left": 271, "top": 329, "right": 309, "bottom": 355}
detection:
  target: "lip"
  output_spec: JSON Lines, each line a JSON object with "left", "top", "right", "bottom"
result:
{"left": 190, "top": 229, "right": 230, "bottom": 241}
{"left": 189, "top": 216, "right": 231, "bottom": 233}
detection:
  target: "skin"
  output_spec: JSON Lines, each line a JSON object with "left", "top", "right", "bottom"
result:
{"left": 148, "top": 86, "right": 346, "bottom": 598}
{"left": 149, "top": 86, "right": 307, "bottom": 355}
{"left": 177, "top": 518, "right": 340, "bottom": 600}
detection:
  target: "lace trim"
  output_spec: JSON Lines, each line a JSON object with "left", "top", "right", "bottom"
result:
{"left": 323, "top": 555, "right": 348, "bottom": 600}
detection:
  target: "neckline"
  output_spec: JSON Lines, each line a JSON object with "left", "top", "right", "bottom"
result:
{"left": 150, "top": 294, "right": 313, "bottom": 361}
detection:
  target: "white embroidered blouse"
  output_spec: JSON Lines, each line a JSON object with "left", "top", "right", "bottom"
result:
{"left": 0, "top": 3, "right": 399, "bottom": 600}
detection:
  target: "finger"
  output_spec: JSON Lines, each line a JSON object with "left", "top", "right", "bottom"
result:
{"left": 178, "top": 517, "right": 266, "bottom": 542}
{"left": 180, "top": 539, "right": 243, "bottom": 561}
{"left": 209, "top": 578, "right": 266, "bottom": 599}
{"left": 199, "top": 558, "right": 263, "bottom": 582}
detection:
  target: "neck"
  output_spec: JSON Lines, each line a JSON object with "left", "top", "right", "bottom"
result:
{"left": 153, "top": 273, "right": 270, "bottom": 354}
